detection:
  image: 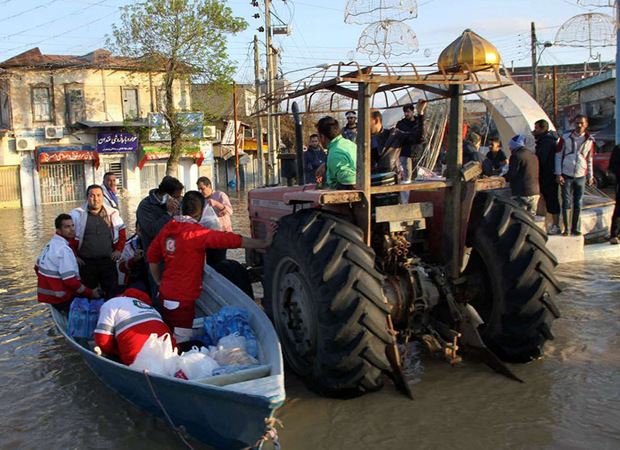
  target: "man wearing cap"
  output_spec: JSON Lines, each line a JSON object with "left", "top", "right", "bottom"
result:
{"left": 504, "top": 135, "right": 540, "bottom": 215}
{"left": 555, "top": 114, "right": 595, "bottom": 236}
{"left": 341, "top": 110, "right": 357, "bottom": 142}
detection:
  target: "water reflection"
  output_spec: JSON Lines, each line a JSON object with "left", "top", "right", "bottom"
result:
{"left": 0, "top": 193, "right": 619, "bottom": 449}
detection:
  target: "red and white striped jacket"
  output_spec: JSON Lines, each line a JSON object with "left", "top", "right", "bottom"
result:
{"left": 94, "top": 290, "right": 177, "bottom": 365}
{"left": 34, "top": 233, "right": 93, "bottom": 304}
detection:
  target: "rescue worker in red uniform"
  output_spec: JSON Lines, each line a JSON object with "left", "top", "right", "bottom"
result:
{"left": 93, "top": 288, "right": 177, "bottom": 365}
{"left": 35, "top": 214, "right": 101, "bottom": 310}
{"left": 147, "top": 191, "right": 275, "bottom": 342}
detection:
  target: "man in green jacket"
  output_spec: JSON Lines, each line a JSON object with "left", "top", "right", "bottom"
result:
{"left": 315, "top": 116, "right": 357, "bottom": 189}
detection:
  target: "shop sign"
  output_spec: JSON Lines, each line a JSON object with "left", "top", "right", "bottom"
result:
{"left": 96, "top": 132, "right": 139, "bottom": 153}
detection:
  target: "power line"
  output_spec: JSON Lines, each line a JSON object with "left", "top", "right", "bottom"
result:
{"left": 0, "top": 0, "right": 61, "bottom": 24}
{"left": 0, "top": 0, "right": 115, "bottom": 41}
{"left": 2, "top": 9, "right": 120, "bottom": 56}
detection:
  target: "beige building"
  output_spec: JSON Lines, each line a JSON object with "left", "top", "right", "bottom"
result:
{"left": 0, "top": 48, "right": 213, "bottom": 207}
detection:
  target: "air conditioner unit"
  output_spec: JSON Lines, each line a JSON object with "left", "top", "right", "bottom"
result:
{"left": 204, "top": 125, "right": 216, "bottom": 139}
{"left": 45, "top": 125, "right": 64, "bottom": 139}
{"left": 15, "top": 137, "right": 35, "bottom": 151}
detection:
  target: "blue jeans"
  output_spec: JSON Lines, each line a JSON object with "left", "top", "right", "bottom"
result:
{"left": 561, "top": 175, "right": 586, "bottom": 234}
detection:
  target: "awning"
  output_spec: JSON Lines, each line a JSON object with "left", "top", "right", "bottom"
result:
{"left": 138, "top": 144, "right": 204, "bottom": 169}
{"left": 36, "top": 145, "right": 99, "bottom": 171}
{"left": 74, "top": 120, "right": 150, "bottom": 129}
{"left": 243, "top": 138, "right": 268, "bottom": 152}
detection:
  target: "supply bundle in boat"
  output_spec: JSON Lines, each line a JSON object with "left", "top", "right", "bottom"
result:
{"left": 49, "top": 264, "right": 285, "bottom": 449}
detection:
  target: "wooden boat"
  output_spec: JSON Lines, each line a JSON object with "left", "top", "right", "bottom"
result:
{"left": 49, "top": 264, "right": 286, "bottom": 449}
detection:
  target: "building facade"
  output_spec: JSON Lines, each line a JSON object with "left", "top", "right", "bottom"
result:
{"left": 0, "top": 48, "right": 214, "bottom": 208}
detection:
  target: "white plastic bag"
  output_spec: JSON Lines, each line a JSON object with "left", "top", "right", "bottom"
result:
{"left": 130, "top": 333, "right": 179, "bottom": 376}
{"left": 204, "top": 345, "right": 259, "bottom": 366}
{"left": 199, "top": 204, "right": 222, "bottom": 231}
{"left": 217, "top": 332, "right": 247, "bottom": 352}
{"left": 173, "top": 348, "right": 219, "bottom": 380}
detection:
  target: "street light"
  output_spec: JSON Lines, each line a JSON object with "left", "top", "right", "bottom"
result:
{"left": 533, "top": 40, "right": 553, "bottom": 103}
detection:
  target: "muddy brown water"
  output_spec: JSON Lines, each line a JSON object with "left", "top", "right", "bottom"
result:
{"left": 1, "top": 194, "right": 619, "bottom": 449}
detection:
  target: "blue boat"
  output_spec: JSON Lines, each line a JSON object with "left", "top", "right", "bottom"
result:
{"left": 49, "top": 264, "right": 286, "bottom": 449}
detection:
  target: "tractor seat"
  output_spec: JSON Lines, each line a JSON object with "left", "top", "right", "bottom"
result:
{"left": 371, "top": 172, "right": 397, "bottom": 186}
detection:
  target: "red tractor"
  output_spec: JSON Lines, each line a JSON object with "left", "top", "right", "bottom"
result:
{"left": 246, "top": 57, "right": 561, "bottom": 398}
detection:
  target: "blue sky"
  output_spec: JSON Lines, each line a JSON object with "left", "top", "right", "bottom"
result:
{"left": 0, "top": 0, "right": 616, "bottom": 83}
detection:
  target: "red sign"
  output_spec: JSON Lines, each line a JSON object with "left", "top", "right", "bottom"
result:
{"left": 37, "top": 150, "right": 100, "bottom": 171}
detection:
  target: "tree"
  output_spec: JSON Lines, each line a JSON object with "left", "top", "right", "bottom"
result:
{"left": 109, "top": 0, "right": 247, "bottom": 175}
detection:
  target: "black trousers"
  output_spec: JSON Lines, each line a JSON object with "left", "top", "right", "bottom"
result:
{"left": 612, "top": 182, "right": 620, "bottom": 238}
{"left": 79, "top": 256, "right": 119, "bottom": 298}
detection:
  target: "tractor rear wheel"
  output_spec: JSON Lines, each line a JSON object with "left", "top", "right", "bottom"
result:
{"left": 264, "top": 209, "right": 391, "bottom": 397}
{"left": 464, "top": 193, "right": 562, "bottom": 363}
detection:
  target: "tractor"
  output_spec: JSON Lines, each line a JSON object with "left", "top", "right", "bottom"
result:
{"left": 246, "top": 31, "right": 561, "bottom": 398}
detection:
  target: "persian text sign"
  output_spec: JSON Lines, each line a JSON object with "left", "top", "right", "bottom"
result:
{"left": 96, "top": 132, "right": 139, "bottom": 153}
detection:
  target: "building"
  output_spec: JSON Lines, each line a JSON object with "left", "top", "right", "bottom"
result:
{"left": 0, "top": 48, "right": 214, "bottom": 207}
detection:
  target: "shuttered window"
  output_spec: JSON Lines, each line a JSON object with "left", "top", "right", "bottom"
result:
{"left": 32, "top": 86, "right": 52, "bottom": 122}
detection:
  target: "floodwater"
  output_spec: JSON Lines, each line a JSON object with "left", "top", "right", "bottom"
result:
{"left": 1, "top": 193, "right": 619, "bottom": 449}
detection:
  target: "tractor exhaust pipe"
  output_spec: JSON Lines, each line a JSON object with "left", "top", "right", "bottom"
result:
{"left": 292, "top": 101, "right": 305, "bottom": 185}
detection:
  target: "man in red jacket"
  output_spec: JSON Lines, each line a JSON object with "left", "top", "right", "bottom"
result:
{"left": 93, "top": 288, "right": 177, "bottom": 365}
{"left": 35, "top": 214, "right": 101, "bottom": 311}
{"left": 147, "top": 191, "right": 275, "bottom": 342}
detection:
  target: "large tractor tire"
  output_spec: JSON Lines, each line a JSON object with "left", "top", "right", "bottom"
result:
{"left": 264, "top": 209, "right": 391, "bottom": 397}
{"left": 463, "top": 193, "right": 562, "bottom": 363}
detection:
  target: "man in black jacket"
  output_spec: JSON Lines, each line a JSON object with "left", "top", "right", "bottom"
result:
{"left": 533, "top": 119, "right": 561, "bottom": 234}
{"left": 396, "top": 100, "right": 427, "bottom": 181}
{"left": 463, "top": 132, "right": 493, "bottom": 177}
{"left": 504, "top": 135, "right": 540, "bottom": 215}
{"left": 608, "top": 145, "right": 620, "bottom": 244}
{"left": 370, "top": 110, "right": 425, "bottom": 178}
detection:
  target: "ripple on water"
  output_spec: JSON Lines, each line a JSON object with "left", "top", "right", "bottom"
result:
{"left": 1, "top": 196, "right": 620, "bottom": 449}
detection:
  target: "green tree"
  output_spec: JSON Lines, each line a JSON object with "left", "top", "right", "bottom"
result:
{"left": 109, "top": 0, "right": 247, "bottom": 175}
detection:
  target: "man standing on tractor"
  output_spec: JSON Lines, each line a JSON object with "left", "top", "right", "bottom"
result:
{"left": 396, "top": 100, "right": 427, "bottom": 181}
{"left": 341, "top": 110, "right": 357, "bottom": 142}
{"left": 315, "top": 116, "right": 357, "bottom": 189}
{"left": 555, "top": 114, "right": 595, "bottom": 236}
{"left": 303, "top": 133, "right": 327, "bottom": 184}
{"left": 463, "top": 132, "right": 493, "bottom": 177}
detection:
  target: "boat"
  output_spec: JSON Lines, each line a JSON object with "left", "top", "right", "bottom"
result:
{"left": 49, "top": 263, "right": 286, "bottom": 449}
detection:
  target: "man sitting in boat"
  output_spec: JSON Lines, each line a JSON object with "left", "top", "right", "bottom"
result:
{"left": 147, "top": 191, "right": 275, "bottom": 343}
{"left": 35, "top": 214, "right": 102, "bottom": 311}
{"left": 94, "top": 288, "right": 177, "bottom": 365}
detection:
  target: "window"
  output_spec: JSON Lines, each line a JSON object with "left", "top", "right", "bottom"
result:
{"left": 0, "top": 87, "right": 10, "bottom": 129}
{"left": 65, "top": 86, "right": 85, "bottom": 125}
{"left": 122, "top": 87, "right": 139, "bottom": 120}
{"left": 32, "top": 86, "right": 52, "bottom": 122}
{"left": 104, "top": 161, "right": 125, "bottom": 190}
{"left": 155, "top": 87, "right": 167, "bottom": 112}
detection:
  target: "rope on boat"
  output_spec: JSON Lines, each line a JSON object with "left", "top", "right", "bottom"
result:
{"left": 142, "top": 369, "right": 195, "bottom": 450}
{"left": 250, "top": 417, "right": 283, "bottom": 450}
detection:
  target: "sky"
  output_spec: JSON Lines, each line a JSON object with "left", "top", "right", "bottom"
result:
{"left": 0, "top": 0, "right": 617, "bottom": 85}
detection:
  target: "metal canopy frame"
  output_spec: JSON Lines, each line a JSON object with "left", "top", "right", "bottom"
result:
{"left": 257, "top": 61, "right": 514, "bottom": 116}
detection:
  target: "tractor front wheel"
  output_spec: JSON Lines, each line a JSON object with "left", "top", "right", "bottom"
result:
{"left": 264, "top": 210, "right": 392, "bottom": 397}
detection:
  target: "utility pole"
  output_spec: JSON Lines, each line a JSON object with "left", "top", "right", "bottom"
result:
{"left": 531, "top": 22, "right": 539, "bottom": 103}
{"left": 265, "top": 0, "right": 276, "bottom": 184}
{"left": 552, "top": 66, "right": 558, "bottom": 125}
{"left": 233, "top": 81, "right": 240, "bottom": 193}
{"left": 254, "top": 35, "right": 264, "bottom": 187}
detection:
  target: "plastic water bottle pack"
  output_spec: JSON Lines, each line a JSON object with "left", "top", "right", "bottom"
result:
{"left": 202, "top": 307, "right": 258, "bottom": 358}
{"left": 67, "top": 298, "right": 105, "bottom": 340}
